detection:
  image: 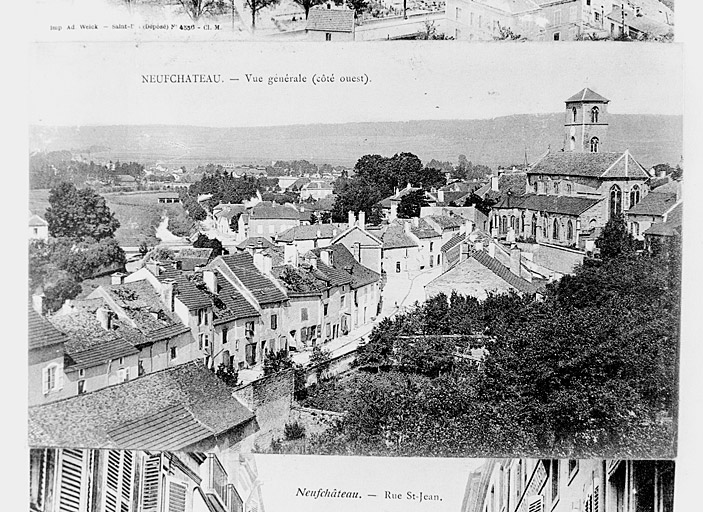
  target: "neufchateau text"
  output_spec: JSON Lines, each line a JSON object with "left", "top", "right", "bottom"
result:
{"left": 140, "top": 73, "right": 371, "bottom": 86}
{"left": 295, "top": 488, "right": 443, "bottom": 502}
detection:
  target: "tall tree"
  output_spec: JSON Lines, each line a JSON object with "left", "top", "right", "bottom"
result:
{"left": 596, "top": 213, "right": 636, "bottom": 260}
{"left": 245, "top": 0, "right": 281, "bottom": 28}
{"left": 292, "top": 0, "right": 325, "bottom": 18}
{"left": 45, "top": 182, "right": 120, "bottom": 241}
{"left": 396, "top": 189, "right": 429, "bottom": 219}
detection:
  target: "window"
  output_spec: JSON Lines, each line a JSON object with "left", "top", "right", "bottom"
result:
{"left": 222, "top": 326, "right": 228, "bottom": 344}
{"left": 570, "top": 136, "right": 576, "bottom": 150}
{"left": 568, "top": 460, "right": 579, "bottom": 480}
{"left": 567, "top": 220, "right": 574, "bottom": 240}
{"left": 566, "top": 183, "right": 572, "bottom": 194}
{"left": 257, "top": 225, "right": 263, "bottom": 234}
{"left": 478, "top": 15, "right": 482, "bottom": 27}
{"left": 630, "top": 185, "right": 641, "bottom": 207}
{"left": 554, "top": 10, "right": 561, "bottom": 25}
{"left": 117, "top": 368, "right": 129, "bottom": 383}
{"left": 199, "top": 333, "right": 210, "bottom": 350}
{"left": 198, "top": 309, "right": 208, "bottom": 326}
{"left": 470, "top": 12, "right": 474, "bottom": 25}
{"left": 118, "top": 356, "right": 124, "bottom": 365}
{"left": 268, "top": 224, "right": 275, "bottom": 234}
{"left": 340, "top": 295, "right": 345, "bottom": 307}
{"left": 455, "top": 7, "right": 461, "bottom": 20}
{"left": 553, "top": 219, "right": 560, "bottom": 240}
{"left": 586, "top": 0, "right": 591, "bottom": 5}
{"left": 429, "top": 241, "right": 434, "bottom": 251}
{"left": 170, "top": 346, "right": 177, "bottom": 360}
{"left": 594, "top": 11, "right": 600, "bottom": 21}
{"left": 590, "top": 136, "right": 599, "bottom": 153}
{"left": 550, "top": 460, "right": 560, "bottom": 502}
{"left": 572, "top": 107, "right": 577, "bottom": 122}
{"left": 78, "top": 380, "right": 86, "bottom": 395}
{"left": 609, "top": 185, "right": 622, "bottom": 217}
{"left": 531, "top": 214, "right": 537, "bottom": 238}
{"left": 325, "top": 32, "right": 331, "bottom": 41}
{"left": 554, "top": 182, "right": 560, "bottom": 194}
{"left": 591, "top": 106, "right": 600, "bottom": 123}
{"left": 245, "top": 321, "right": 255, "bottom": 337}
{"left": 42, "top": 364, "right": 61, "bottom": 394}
{"left": 553, "top": 31, "right": 560, "bottom": 40}
{"left": 33, "top": 227, "right": 39, "bottom": 235}
{"left": 533, "top": 182, "right": 538, "bottom": 193}
{"left": 396, "top": 261, "right": 401, "bottom": 273}
{"left": 631, "top": 222, "right": 640, "bottom": 237}
{"left": 323, "top": 303, "right": 329, "bottom": 316}
{"left": 520, "top": 212, "right": 525, "bottom": 233}
{"left": 301, "top": 307, "right": 308, "bottom": 321}
{"left": 78, "top": 368, "right": 85, "bottom": 378}
{"left": 271, "top": 314, "right": 278, "bottom": 330}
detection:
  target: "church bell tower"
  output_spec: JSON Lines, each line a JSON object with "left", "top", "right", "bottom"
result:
{"left": 564, "top": 88, "right": 609, "bottom": 153}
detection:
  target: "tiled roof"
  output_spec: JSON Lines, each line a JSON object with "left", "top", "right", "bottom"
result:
{"left": 178, "top": 247, "right": 214, "bottom": 260}
{"left": 427, "top": 215, "right": 466, "bottom": 230}
{"left": 219, "top": 253, "right": 288, "bottom": 305}
{"left": 529, "top": 151, "right": 649, "bottom": 179}
{"left": 565, "top": 88, "right": 609, "bottom": 103}
{"left": 493, "top": 194, "right": 601, "bottom": 216}
{"left": 155, "top": 269, "right": 212, "bottom": 310}
{"left": 409, "top": 218, "right": 441, "bottom": 239}
{"left": 627, "top": 192, "right": 678, "bottom": 216}
{"left": 28, "top": 360, "right": 256, "bottom": 450}
{"left": 378, "top": 187, "right": 422, "bottom": 208}
{"left": 471, "top": 251, "right": 538, "bottom": 295}
{"left": 304, "top": 180, "right": 334, "bottom": 190}
{"left": 382, "top": 223, "right": 418, "bottom": 249}
{"left": 214, "top": 273, "right": 260, "bottom": 323}
{"left": 271, "top": 265, "right": 329, "bottom": 296}
{"left": 249, "top": 203, "right": 300, "bottom": 220}
{"left": 435, "top": 191, "right": 471, "bottom": 206}
{"left": 50, "top": 310, "right": 132, "bottom": 353}
{"left": 441, "top": 231, "right": 466, "bottom": 253}
{"left": 643, "top": 203, "right": 682, "bottom": 237}
{"left": 287, "top": 177, "right": 311, "bottom": 190}
{"left": 236, "top": 237, "right": 275, "bottom": 250}
{"left": 313, "top": 244, "right": 380, "bottom": 289}
{"left": 29, "top": 213, "right": 48, "bottom": 227}
{"left": 306, "top": 8, "right": 355, "bottom": 32}
{"left": 28, "top": 303, "right": 68, "bottom": 351}
{"left": 277, "top": 223, "right": 345, "bottom": 242}
{"left": 107, "top": 404, "right": 213, "bottom": 451}
{"left": 65, "top": 337, "right": 139, "bottom": 371}
{"left": 607, "top": 5, "right": 672, "bottom": 36}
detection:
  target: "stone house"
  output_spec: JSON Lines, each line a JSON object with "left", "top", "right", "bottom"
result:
{"left": 306, "top": 7, "right": 356, "bottom": 41}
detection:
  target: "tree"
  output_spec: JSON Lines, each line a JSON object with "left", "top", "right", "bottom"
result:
{"left": 215, "top": 363, "right": 239, "bottom": 386}
{"left": 45, "top": 182, "right": 120, "bottom": 241}
{"left": 43, "top": 277, "right": 82, "bottom": 313}
{"left": 193, "top": 233, "right": 225, "bottom": 257}
{"left": 178, "top": 0, "right": 228, "bottom": 21}
{"left": 596, "top": 214, "right": 636, "bottom": 260}
{"left": 245, "top": 0, "right": 281, "bottom": 28}
{"left": 292, "top": 0, "right": 325, "bottom": 18}
{"left": 263, "top": 349, "right": 293, "bottom": 375}
{"left": 344, "top": 0, "right": 368, "bottom": 17}
{"left": 396, "top": 189, "right": 428, "bottom": 219}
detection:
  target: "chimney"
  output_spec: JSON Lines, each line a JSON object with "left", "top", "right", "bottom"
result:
{"left": 488, "top": 241, "right": 496, "bottom": 259}
{"left": 309, "top": 255, "right": 318, "bottom": 268}
{"left": 32, "top": 293, "right": 44, "bottom": 315}
{"left": 358, "top": 211, "right": 366, "bottom": 230}
{"left": 146, "top": 261, "right": 160, "bottom": 276}
{"left": 348, "top": 210, "right": 355, "bottom": 229}
{"left": 412, "top": 217, "right": 420, "bottom": 227}
{"left": 96, "top": 307, "right": 112, "bottom": 330}
{"left": 161, "top": 278, "right": 176, "bottom": 312}
{"left": 253, "top": 251, "right": 265, "bottom": 273}
{"left": 490, "top": 176, "right": 499, "bottom": 192}
{"left": 404, "top": 221, "right": 412, "bottom": 234}
{"left": 509, "top": 247, "right": 521, "bottom": 277}
{"left": 438, "top": 190, "right": 445, "bottom": 203}
{"left": 474, "top": 241, "right": 484, "bottom": 252}
{"left": 203, "top": 270, "right": 217, "bottom": 294}
{"left": 111, "top": 272, "right": 126, "bottom": 285}
{"left": 320, "top": 249, "right": 331, "bottom": 266}
{"left": 316, "top": 228, "right": 322, "bottom": 239}
{"left": 284, "top": 243, "right": 299, "bottom": 267}
{"left": 390, "top": 202, "right": 398, "bottom": 221}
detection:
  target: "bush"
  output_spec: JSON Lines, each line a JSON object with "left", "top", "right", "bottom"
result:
{"left": 284, "top": 420, "right": 306, "bottom": 440}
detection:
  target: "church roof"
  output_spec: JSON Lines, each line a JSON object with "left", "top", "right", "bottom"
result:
{"left": 529, "top": 150, "right": 649, "bottom": 180}
{"left": 565, "top": 88, "right": 610, "bottom": 103}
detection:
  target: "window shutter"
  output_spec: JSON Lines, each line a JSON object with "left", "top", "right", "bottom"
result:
{"left": 57, "top": 364, "right": 64, "bottom": 390}
{"left": 42, "top": 367, "right": 49, "bottom": 394}
{"left": 592, "top": 480, "right": 600, "bottom": 512}
{"left": 120, "top": 451, "right": 134, "bottom": 512}
{"left": 102, "top": 450, "right": 135, "bottom": 512}
{"left": 56, "top": 448, "right": 88, "bottom": 512}
{"left": 166, "top": 480, "right": 187, "bottom": 512}
{"left": 141, "top": 454, "right": 162, "bottom": 512}
{"left": 527, "top": 495, "right": 544, "bottom": 512}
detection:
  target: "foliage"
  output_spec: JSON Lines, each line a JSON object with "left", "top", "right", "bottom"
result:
{"left": 345, "top": 0, "right": 368, "bottom": 16}
{"left": 417, "top": 20, "right": 452, "bottom": 40}
{"left": 29, "top": 152, "right": 144, "bottom": 190}
{"left": 263, "top": 349, "right": 294, "bottom": 376}
{"left": 45, "top": 182, "right": 120, "bottom": 241}
{"left": 187, "top": 172, "right": 277, "bottom": 210}
{"left": 179, "top": 189, "right": 207, "bottom": 221}
{"left": 193, "top": 233, "right": 225, "bottom": 257}
{"left": 215, "top": 363, "right": 239, "bottom": 386}
{"left": 43, "top": 277, "right": 82, "bottom": 313}
{"left": 311, "top": 250, "right": 680, "bottom": 457}
{"left": 310, "top": 345, "right": 332, "bottom": 366}
{"left": 291, "top": 0, "right": 325, "bottom": 18}
{"left": 138, "top": 240, "right": 150, "bottom": 257}
{"left": 498, "top": 173, "right": 527, "bottom": 195}
{"left": 453, "top": 156, "right": 492, "bottom": 181}
{"left": 595, "top": 214, "right": 636, "bottom": 260}
{"left": 463, "top": 193, "right": 496, "bottom": 215}
{"left": 244, "top": 0, "right": 281, "bottom": 27}
{"left": 396, "top": 189, "right": 429, "bottom": 219}
{"left": 494, "top": 24, "right": 522, "bottom": 40}
{"left": 284, "top": 420, "right": 307, "bottom": 440}
{"left": 178, "top": 0, "right": 228, "bottom": 21}
{"left": 147, "top": 246, "right": 176, "bottom": 262}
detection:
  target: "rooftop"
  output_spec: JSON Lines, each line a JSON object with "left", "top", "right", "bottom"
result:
{"left": 249, "top": 203, "right": 301, "bottom": 220}
{"left": 277, "top": 223, "right": 345, "bottom": 242}
{"left": 627, "top": 191, "right": 679, "bottom": 216}
{"left": 565, "top": 88, "right": 610, "bottom": 104}
{"left": 529, "top": 151, "right": 649, "bottom": 180}
{"left": 381, "top": 223, "right": 418, "bottom": 249}
{"left": 28, "top": 360, "right": 256, "bottom": 450}
{"left": 28, "top": 303, "right": 69, "bottom": 351}
{"left": 306, "top": 8, "right": 356, "bottom": 33}
{"left": 312, "top": 244, "right": 380, "bottom": 289}
{"left": 218, "top": 253, "right": 288, "bottom": 305}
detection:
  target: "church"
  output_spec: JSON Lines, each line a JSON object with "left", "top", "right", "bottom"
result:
{"left": 490, "top": 88, "right": 651, "bottom": 250}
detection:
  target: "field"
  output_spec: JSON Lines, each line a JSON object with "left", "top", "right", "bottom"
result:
{"left": 29, "top": 189, "right": 192, "bottom": 247}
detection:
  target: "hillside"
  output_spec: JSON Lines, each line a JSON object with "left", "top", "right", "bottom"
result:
{"left": 29, "top": 114, "right": 682, "bottom": 170}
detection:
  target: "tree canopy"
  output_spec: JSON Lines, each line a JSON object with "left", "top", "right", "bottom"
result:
{"left": 45, "top": 182, "right": 120, "bottom": 241}
{"left": 396, "top": 189, "right": 429, "bottom": 219}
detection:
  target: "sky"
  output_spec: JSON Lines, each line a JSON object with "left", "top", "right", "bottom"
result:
{"left": 29, "top": 42, "right": 682, "bottom": 128}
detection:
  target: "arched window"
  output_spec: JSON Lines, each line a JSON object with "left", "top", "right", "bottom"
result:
{"left": 533, "top": 182, "right": 538, "bottom": 194}
{"left": 554, "top": 182, "right": 560, "bottom": 194}
{"left": 531, "top": 214, "right": 537, "bottom": 238}
{"left": 590, "top": 137, "right": 599, "bottom": 153}
{"left": 572, "top": 107, "right": 577, "bottom": 122}
{"left": 630, "top": 185, "right": 641, "bottom": 207}
{"left": 589, "top": 218, "right": 597, "bottom": 230}
{"left": 553, "top": 218, "right": 560, "bottom": 240}
{"left": 570, "top": 136, "right": 575, "bottom": 151}
{"left": 566, "top": 183, "right": 572, "bottom": 195}
{"left": 510, "top": 216, "right": 516, "bottom": 229}
{"left": 591, "top": 106, "right": 599, "bottom": 123}
{"left": 609, "top": 184, "right": 622, "bottom": 217}
{"left": 567, "top": 220, "right": 574, "bottom": 240}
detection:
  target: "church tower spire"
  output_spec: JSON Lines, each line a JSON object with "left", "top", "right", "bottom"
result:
{"left": 564, "top": 88, "right": 609, "bottom": 153}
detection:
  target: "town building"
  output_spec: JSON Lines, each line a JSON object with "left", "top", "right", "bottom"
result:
{"left": 378, "top": 184, "right": 423, "bottom": 221}
{"left": 625, "top": 184, "right": 681, "bottom": 241}
{"left": 29, "top": 211, "right": 49, "bottom": 240}
{"left": 444, "top": 0, "right": 545, "bottom": 41}
{"left": 275, "top": 223, "right": 347, "bottom": 254}
{"left": 300, "top": 179, "right": 334, "bottom": 200}
{"left": 247, "top": 202, "right": 302, "bottom": 238}
{"left": 328, "top": 211, "right": 383, "bottom": 274}
{"left": 461, "top": 458, "right": 674, "bottom": 512}
{"left": 29, "top": 448, "right": 255, "bottom": 512}
{"left": 28, "top": 301, "right": 70, "bottom": 406}
{"left": 306, "top": 6, "right": 356, "bottom": 41}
